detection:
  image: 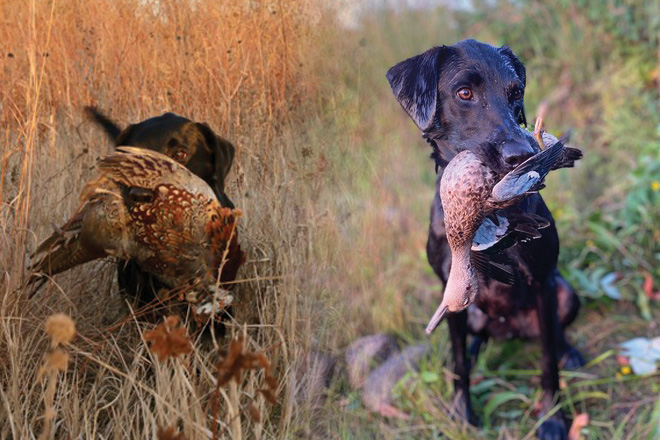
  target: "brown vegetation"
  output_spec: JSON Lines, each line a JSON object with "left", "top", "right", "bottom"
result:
{"left": 0, "top": 0, "right": 329, "bottom": 437}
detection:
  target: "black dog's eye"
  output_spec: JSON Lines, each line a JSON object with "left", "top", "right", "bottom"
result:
{"left": 510, "top": 88, "right": 523, "bottom": 101}
{"left": 456, "top": 87, "right": 474, "bottom": 101}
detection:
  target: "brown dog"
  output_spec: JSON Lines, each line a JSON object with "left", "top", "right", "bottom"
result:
{"left": 86, "top": 107, "right": 237, "bottom": 311}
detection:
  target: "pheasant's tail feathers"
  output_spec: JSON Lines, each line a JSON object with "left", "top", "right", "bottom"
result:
{"left": 29, "top": 235, "right": 101, "bottom": 283}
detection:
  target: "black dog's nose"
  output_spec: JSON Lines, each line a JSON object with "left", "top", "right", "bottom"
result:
{"left": 502, "top": 141, "right": 534, "bottom": 168}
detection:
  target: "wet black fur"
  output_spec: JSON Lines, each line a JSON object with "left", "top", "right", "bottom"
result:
{"left": 387, "top": 40, "right": 583, "bottom": 440}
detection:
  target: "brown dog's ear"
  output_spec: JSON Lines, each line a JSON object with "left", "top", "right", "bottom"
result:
{"left": 196, "top": 122, "right": 236, "bottom": 198}
{"left": 498, "top": 46, "right": 527, "bottom": 126}
{"left": 386, "top": 46, "right": 453, "bottom": 132}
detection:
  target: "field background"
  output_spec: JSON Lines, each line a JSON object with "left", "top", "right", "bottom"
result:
{"left": 1, "top": 0, "right": 659, "bottom": 439}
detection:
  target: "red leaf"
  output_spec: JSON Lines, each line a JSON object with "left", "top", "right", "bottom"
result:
{"left": 643, "top": 272, "right": 660, "bottom": 301}
{"left": 616, "top": 355, "right": 630, "bottom": 366}
{"left": 568, "top": 413, "right": 589, "bottom": 440}
{"left": 643, "top": 272, "right": 654, "bottom": 299}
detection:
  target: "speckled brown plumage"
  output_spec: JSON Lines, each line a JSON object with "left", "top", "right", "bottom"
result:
{"left": 29, "top": 147, "right": 245, "bottom": 320}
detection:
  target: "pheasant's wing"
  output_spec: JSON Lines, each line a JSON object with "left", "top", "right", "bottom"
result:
{"left": 491, "top": 141, "right": 565, "bottom": 202}
{"left": 99, "top": 147, "right": 217, "bottom": 201}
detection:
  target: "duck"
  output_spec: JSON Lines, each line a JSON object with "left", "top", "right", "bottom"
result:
{"left": 29, "top": 147, "right": 245, "bottom": 321}
{"left": 425, "top": 132, "right": 581, "bottom": 334}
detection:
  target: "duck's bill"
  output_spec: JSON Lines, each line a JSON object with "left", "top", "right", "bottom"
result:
{"left": 425, "top": 305, "right": 449, "bottom": 335}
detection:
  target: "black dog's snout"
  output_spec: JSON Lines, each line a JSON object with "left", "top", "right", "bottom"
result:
{"left": 502, "top": 141, "right": 534, "bottom": 168}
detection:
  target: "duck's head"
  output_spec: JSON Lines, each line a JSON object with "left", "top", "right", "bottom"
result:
{"left": 425, "top": 262, "right": 479, "bottom": 334}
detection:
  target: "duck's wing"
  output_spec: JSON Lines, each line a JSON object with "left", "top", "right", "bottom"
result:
{"left": 472, "top": 209, "right": 550, "bottom": 254}
{"left": 552, "top": 146, "right": 582, "bottom": 170}
{"left": 469, "top": 209, "right": 551, "bottom": 285}
{"left": 491, "top": 141, "right": 565, "bottom": 203}
{"left": 470, "top": 251, "right": 517, "bottom": 285}
{"left": 539, "top": 131, "right": 583, "bottom": 171}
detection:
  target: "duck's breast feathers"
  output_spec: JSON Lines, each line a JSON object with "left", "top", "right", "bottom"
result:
{"left": 491, "top": 141, "right": 565, "bottom": 202}
{"left": 98, "top": 147, "right": 217, "bottom": 201}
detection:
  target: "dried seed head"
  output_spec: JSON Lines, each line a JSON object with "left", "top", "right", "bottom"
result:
{"left": 45, "top": 349, "right": 69, "bottom": 372}
{"left": 45, "top": 313, "right": 76, "bottom": 346}
{"left": 144, "top": 316, "right": 192, "bottom": 361}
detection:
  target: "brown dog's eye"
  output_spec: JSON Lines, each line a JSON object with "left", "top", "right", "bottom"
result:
{"left": 511, "top": 88, "right": 523, "bottom": 100}
{"left": 172, "top": 150, "right": 189, "bottom": 163}
{"left": 456, "top": 87, "right": 473, "bottom": 101}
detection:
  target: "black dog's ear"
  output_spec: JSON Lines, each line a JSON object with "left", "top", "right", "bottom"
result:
{"left": 196, "top": 122, "right": 236, "bottom": 203}
{"left": 498, "top": 46, "right": 526, "bottom": 87}
{"left": 498, "top": 46, "right": 527, "bottom": 125}
{"left": 386, "top": 46, "right": 452, "bottom": 131}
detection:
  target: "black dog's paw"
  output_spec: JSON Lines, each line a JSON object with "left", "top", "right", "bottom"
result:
{"left": 560, "top": 345, "right": 586, "bottom": 370}
{"left": 537, "top": 417, "right": 567, "bottom": 440}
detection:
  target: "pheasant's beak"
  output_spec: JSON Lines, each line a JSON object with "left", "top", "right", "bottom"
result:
{"left": 425, "top": 303, "right": 449, "bottom": 335}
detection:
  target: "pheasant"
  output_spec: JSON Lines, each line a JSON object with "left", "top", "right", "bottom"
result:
{"left": 426, "top": 133, "right": 582, "bottom": 334}
{"left": 29, "top": 147, "right": 245, "bottom": 321}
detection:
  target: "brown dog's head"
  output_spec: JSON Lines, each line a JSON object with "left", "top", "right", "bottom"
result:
{"left": 92, "top": 110, "right": 236, "bottom": 207}
{"left": 386, "top": 39, "right": 538, "bottom": 176}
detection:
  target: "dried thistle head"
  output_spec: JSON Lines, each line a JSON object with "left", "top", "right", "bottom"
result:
{"left": 38, "top": 349, "right": 70, "bottom": 381}
{"left": 144, "top": 316, "right": 192, "bottom": 361}
{"left": 44, "top": 349, "right": 69, "bottom": 372}
{"left": 44, "top": 313, "right": 76, "bottom": 347}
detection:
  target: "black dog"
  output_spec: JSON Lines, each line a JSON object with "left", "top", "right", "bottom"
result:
{"left": 86, "top": 107, "right": 237, "bottom": 311}
{"left": 387, "top": 40, "right": 584, "bottom": 439}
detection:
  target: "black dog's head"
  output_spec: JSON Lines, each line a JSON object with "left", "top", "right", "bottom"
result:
{"left": 387, "top": 39, "right": 538, "bottom": 175}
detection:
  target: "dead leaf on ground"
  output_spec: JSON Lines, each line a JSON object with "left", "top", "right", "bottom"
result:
{"left": 157, "top": 425, "right": 188, "bottom": 440}
{"left": 568, "top": 413, "right": 589, "bottom": 440}
{"left": 643, "top": 272, "right": 660, "bottom": 300}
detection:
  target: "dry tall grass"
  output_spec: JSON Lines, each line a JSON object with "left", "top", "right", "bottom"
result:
{"left": 0, "top": 0, "right": 333, "bottom": 437}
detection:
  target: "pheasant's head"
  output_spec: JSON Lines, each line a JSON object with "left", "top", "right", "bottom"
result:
{"left": 204, "top": 203, "right": 245, "bottom": 281}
